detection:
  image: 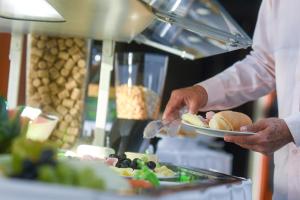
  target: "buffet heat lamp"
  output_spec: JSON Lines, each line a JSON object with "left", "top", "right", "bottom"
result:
{"left": 1, "top": 0, "right": 252, "bottom": 146}
{"left": 0, "top": 0, "right": 65, "bottom": 22}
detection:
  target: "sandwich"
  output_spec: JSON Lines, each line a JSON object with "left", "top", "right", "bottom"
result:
{"left": 208, "top": 111, "right": 252, "bottom": 131}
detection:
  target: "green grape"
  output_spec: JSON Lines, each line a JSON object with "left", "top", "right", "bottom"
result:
{"left": 88, "top": 177, "right": 105, "bottom": 190}
{"left": 75, "top": 168, "right": 105, "bottom": 190}
{"left": 11, "top": 138, "right": 56, "bottom": 174}
{"left": 37, "top": 165, "right": 58, "bottom": 183}
{"left": 55, "top": 163, "right": 75, "bottom": 185}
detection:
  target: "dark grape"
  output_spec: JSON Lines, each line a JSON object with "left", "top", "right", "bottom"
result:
{"left": 13, "top": 159, "right": 39, "bottom": 180}
{"left": 39, "top": 149, "right": 55, "bottom": 164}
{"left": 22, "top": 159, "right": 35, "bottom": 171}
{"left": 122, "top": 159, "right": 131, "bottom": 166}
{"left": 130, "top": 161, "right": 138, "bottom": 169}
{"left": 115, "top": 162, "right": 122, "bottom": 168}
{"left": 118, "top": 153, "right": 126, "bottom": 161}
{"left": 119, "top": 163, "right": 129, "bottom": 168}
{"left": 132, "top": 158, "right": 141, "bottom": 164}
{"left": 146, "top": 161, "right": 156, "bottom": 170}
{"left": 22, "top": 170, "right": 38, "bottom": 180}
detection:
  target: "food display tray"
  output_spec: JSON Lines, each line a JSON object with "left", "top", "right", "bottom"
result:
{"left": 0, "top": 162, "right": 251, "bottom": 200}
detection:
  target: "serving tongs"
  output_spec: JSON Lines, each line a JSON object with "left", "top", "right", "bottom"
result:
{"left": 143, "top": 107, "right": 188, "bottom": 138}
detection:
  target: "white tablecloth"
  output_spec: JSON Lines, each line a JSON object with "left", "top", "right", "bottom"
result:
{"left": 156, "top": 137, "right": 232, "bottom": 174}
{"left": 0, "top": 178, "right": 252, "bottom": 200}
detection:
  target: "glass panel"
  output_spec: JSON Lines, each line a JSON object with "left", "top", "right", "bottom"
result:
{"left": 136, "top": 0, "right": 252, "bottom": 59}
{"left": 115, "top": 53, "right": 169, "bottom": 120}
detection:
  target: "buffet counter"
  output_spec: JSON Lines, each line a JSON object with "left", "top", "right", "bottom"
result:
{"left": 0, "top": 170, "right": 251, "bottom": 200}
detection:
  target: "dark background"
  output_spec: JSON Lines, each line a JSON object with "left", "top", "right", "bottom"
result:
{"left": 96, "top": 0, "right": 263, "bottom": 177}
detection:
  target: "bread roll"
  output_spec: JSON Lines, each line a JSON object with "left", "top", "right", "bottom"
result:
{"left": 181, "top": 113, "right": 209, "bottom": 128}
{"left": 209, "top": 111, "right": 252, "bottom": 131}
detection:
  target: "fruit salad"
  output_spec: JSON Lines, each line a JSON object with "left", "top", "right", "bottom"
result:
{"left": 106, "top": 153, "right": 176, "bottom": 187}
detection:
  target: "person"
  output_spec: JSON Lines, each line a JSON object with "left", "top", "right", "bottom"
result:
{"left": 162, "top": 0, "right": 300, "bottom": 199}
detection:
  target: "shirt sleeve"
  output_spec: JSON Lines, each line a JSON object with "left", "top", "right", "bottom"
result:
{"left": 284, "top": 114, "right": 300, "bottom": 146}
{"left": 198, "top": 0, "right": 276, "bottom": 111}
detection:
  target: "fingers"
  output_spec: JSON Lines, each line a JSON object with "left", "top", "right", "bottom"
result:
{"left": 188, "top": 98, "right": 202, "bottom": 114}
{"left": 224, "top": 128, "right": 273, "bottom": 155}
{"left": 240, "top": 119, "right": 267, "bottom": 132}
{"left": 163, "top": 86, "right": 207, "bottom": 121}
{"left": 224, "top": 134, "right": 261, "bottom": 145}
{"left": 163, "top": 90, "right": 184, "bottom": 121}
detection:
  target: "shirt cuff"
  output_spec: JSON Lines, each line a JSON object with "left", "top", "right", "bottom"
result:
{"left": 283, "top": 113, "right": 300, "bottom": 147}
{"left": 196, "top": 76, "right": 226, "bottom": 111}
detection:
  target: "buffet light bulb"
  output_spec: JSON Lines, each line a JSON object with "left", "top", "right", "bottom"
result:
{"left": 170, "top": 0, "right": 182, "bottom": 12}
{"left": 0, "top": 0, "right": 65, "bottom": 22}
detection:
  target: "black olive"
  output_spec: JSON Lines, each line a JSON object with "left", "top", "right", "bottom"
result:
{"left": 118, "top": 153, "right": 127, "bottom": 161}
{"left": 120, "top": 162, "right": 129, "bottom": 168}
{"left": 22, "top": 159, "right": 35, "bottom": 171}
{"left": 122, "top": 159, "right": 131, "bottom": 167}
{"left": 146, "top": 161, "right": 156, "bottom": 170}
{"left": 130, "top": 161, "right": 138, "bottom": 169}
{"left": 115, "top": 162, "right": 122, "bottom": 168}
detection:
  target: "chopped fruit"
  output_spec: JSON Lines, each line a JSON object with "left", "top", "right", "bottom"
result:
{"left": 125, "top": 152, "right": 158, "bottom": 163}
{"left": 128, "top": 179, "right": 153, "bottom": 189}
{"left": 155, "top": 166, "right": 176, "bottom": 177}
{"left": 110, "top": 167, "right": 134, "bottom": 177}
{"left": 105, "top": 157, "right": 118, "bottom": 166}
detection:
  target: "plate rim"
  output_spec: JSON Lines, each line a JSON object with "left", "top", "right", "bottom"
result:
{"left": 181, "top": 120, "right": 255, "bottom": 136}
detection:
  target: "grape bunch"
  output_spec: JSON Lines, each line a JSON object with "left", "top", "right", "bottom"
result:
{"left": 109, "top": 153, "right": 156, "bottom": 170}
{"left": 10, "top": 139, "right": 106, "bottom": 191}
{"left": 11, "top": 149, "right": 56, "bottom": 180}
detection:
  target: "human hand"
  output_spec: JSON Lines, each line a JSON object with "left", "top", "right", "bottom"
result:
{"left": 224, "top": 118, "right": 294, "bottom": 155}
{"left": 162, "top": 85, "right": 208, "bottom": 122}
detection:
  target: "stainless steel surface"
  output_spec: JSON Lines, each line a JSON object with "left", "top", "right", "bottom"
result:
{"left": 0, "top": 0, "right": 154, "bottom": 42}
{"left": 0, "top": 0, "right": 65, "bottom": 22}
{"left": 93, "top": 40, "right": 116, "bottom": 146}
{"left": 136, "top": 0, "right": 252, "bottom": 59}
{"left": 141, "top": 163, "right": 244, "bottom": 195}
{"left": 0, "top": 0, "right": 251, "bottom": 59}
{"left": 0, "top": 0, "right": 252, "bottom": 58}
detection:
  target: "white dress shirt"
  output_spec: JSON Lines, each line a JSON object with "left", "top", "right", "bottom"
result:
{"left": 198, "top": 0, "right": 300, "bottom": 199}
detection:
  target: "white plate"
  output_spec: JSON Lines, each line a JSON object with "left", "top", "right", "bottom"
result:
{"left": 181, "top": 120, "right": 255, "bottom": 138}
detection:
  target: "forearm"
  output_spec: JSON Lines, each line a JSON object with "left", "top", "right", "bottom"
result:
{"left": 198, "top": 48, "right": 276, "bottom": 111}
